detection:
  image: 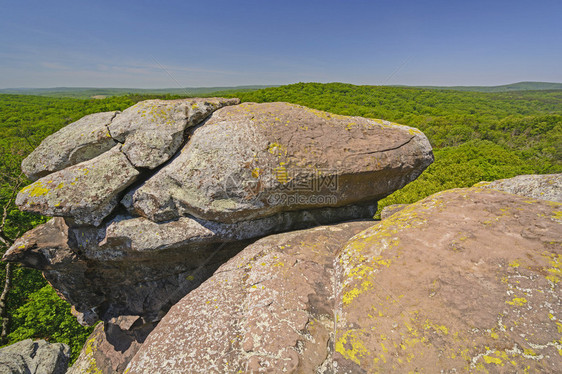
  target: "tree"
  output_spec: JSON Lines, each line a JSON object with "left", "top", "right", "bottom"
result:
{"left": 0, "top": 168, "right": 26, "bottom": 345}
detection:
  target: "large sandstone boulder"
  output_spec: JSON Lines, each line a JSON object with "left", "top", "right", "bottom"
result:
{"left": 127, "top": 187, "right": 561, "bottom": 373}
{"left": 130, "top": 102, "right": 433, "bottom": 223}
{"left": 8, "top": 99, "right": 431, "bottom": 323}
{"left": 21, "top": 111, "right": 119, "bottom": 181}
{"left": 7, "top": 98, "right": 434, "bottom": 372}
{"left": 0, "top": 339, "right": 70, "bottom": 374}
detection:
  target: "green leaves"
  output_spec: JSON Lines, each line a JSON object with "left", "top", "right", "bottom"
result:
{"left": 8, "top": 285, "right": 94, "bottom": 363}
{"left": 374, "top": 140, "right": 536, "bottom": 217}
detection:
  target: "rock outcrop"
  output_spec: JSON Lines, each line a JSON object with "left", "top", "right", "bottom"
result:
{"left": 478, "top": 173, "right": 562, "bottom": 202}
{"left": 4, "top": 98, "right": 434, "bottom": 373}
{"left": 16, "top": 147, "right": 140, "bottom": 226}
{"left": 0, "top": 339, "right": 70, "bottom": 374}
{"left": 7, "top": 99, "right": 431, "bottom": 323}
{"left": 6, "top": 95, "right": 562, "bottom": 373}
{"left": 127, "top": 186, "right": 561, "bottom": 373}
{"left": 126, "top": 220, "right": 374, "bottom": 374}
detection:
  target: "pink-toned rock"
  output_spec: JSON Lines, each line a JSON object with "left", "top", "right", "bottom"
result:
{"left": 126, "top": 221, "right": 374, "bottom": 373}
{"left": 127, "top": 187, "right": 561, "bottom": 373}
{"left": 67, "top": 318, "right": 155, "bottom": 374}
{"left": 334, "top": 187, "right": 561, "bottom": 372}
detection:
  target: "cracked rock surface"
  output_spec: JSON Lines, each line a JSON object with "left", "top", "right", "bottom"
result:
{"left": 21, "top": 111, "right": 119, "bottom": 181}
{"left": 16, "top": 147, "right": 140, "bottom": 226}
{"left": 131, "top": 102, "right": 434, "bottom": 223}
{"left": 109, "top": 98, "right": 239, "bottom": 169}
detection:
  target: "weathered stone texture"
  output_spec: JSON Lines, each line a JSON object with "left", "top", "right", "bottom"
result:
{"left": 130, "top": 102, "right": 433, "bottom": 223}
{"left": 128, "top": 187, "right": 561, "bottom": 373}
{"left": 108, "top": 98, "right": 240, "bottom": 169}
{"left": 126, "top": 221, "right": 374, "bottom": 374}
{"left": 477, "top": 173, "right": 562, "bottom": 202}
{"left": 6, "top": 98, "right": 441, "bottom": 373}
{"left": 334, "top": 187, "right": 561, "bottom": 372}
{"left": 21, "top": 111, "right": 119, "bottom": 181}
{"left": 67, "top": 319, "right": 155, "bottom": 374}
{"left": 16, "top": 147, "right": 140, "bottom": 226}
{"left": 0, "top": 339, "right": 70, "bottom": 374}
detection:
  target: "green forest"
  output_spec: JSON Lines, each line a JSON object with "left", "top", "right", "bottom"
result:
{"left": 0, "top": 83, "right": 561, "bottom": 362}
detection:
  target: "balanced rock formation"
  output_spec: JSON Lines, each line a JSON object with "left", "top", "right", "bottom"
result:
{"left": 0, "top": 339, "right": 70, "bottom": 374}
{"left": 127, "top": 186, "right": 561, "bottom": 373}
{"left": 4, "top": 98, "right": 433, "bottom": 372}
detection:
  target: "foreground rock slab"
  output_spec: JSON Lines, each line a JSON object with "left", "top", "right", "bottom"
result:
{"left": 0, "top": 339, "right": 70, "bottom": 374}
{"left": 335, "top": 188, "right": 561, "bottom": 372}
{"left": 16, "top": 147, "right": 140, "bottom": 226}
{"left": 21, "top": 111, "right": 119, "bottom": 181}
{"left": 131, "top": 102, "right": 433, "bottom": 223}
{"left": 127, "top": 187, "right": 561, "bottom": 373}
{"left": 126, "top": 221, "right": 374, "bottom": 374}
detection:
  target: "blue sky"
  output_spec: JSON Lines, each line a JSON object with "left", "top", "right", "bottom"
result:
{"left": 1, "top": 0, "right": 561, "bottom": 88}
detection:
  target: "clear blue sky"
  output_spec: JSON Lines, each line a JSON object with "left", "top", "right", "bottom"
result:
{"left": 1, "top": 0, "right": 560, "bottom": 88}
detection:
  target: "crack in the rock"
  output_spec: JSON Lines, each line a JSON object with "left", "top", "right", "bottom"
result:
{"left": 105, "top": 111, "right": 123, "bottom": 144}
{"left": 351, "top": 135, "right": 416, "bottom": 156}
